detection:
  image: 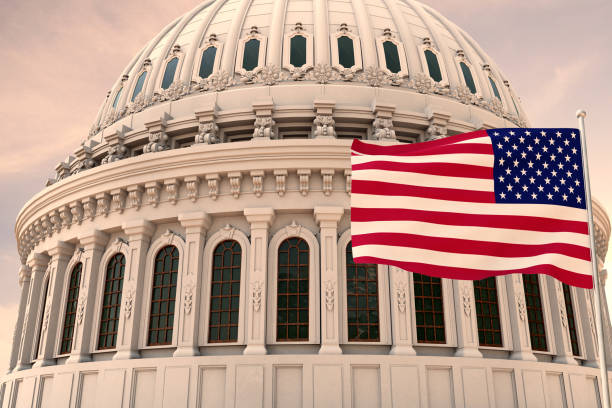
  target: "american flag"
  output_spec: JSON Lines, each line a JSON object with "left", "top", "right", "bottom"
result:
{"left": 350, "top": 128, "right": 593, "bottom": 289}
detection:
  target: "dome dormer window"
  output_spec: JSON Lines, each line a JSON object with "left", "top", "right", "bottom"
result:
{"left": 337, "top": 36, "right": 355, "bottom": 69}
{"left": 290, "top": 35, "right": 307, "bottom": 68}
{"left": 112, "top": 87, "right": 123, "bottom": 108}
{"left": 195, "top": 34, "right": 222, "bottom": 80}
{"left": 242, "top": 39, "right": 260, "bottom": 71}
{"left": 236, "top": 26, "right": 267, "bottom": 75}
{"left": 131, "top": 71, "right": 147, "bottom": 102}
{"left": 283, "top": 23, "right": 313, "bottom": 74}
{"left": 489, "top": 76, "right": 501, "bottom": 100}
{"left": 419, "top": 38, "right": 447, "bottom": 84}
{"left": 460, "top": 62, "right": 476, "bottom": 94}
{"left": 376, "top": 29, "right": 408, "bottom": 76}
{"left": 382, "top": 42, "right": 401, "bottom": 74}
{"left": 424, "top": 50, "right": 442, "bottom": 82}
{"left": 157, "top": 45, "right": 184, "bottom": 91}
{"left": 331, "top": 23, "right": 363, "bottom": 72}
{"left": 161, "top": 57, "right": 179, "bottom": 89}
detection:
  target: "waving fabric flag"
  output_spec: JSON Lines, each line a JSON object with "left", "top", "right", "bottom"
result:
{"left": 350, "top": 128, "right": 593, "bottom": 288}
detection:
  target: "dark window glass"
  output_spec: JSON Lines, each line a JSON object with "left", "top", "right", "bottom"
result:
{"left": 511, "top": 96, "right": 520, "bottom": 116}
{"left": 425, "top": 50, "right": 442, "bottom": 82}
{"left": 522, "top": 274, "right": 547, "bottom": 351}
{"left": 131, "top": 71, "right": 147, "bottom": 101}
{"left": 34, "top": 278, "right": 50, "bottom": 359}
{"left": 489, "top": 76, "right": 501, "bottom": 100}
{"left": 199, "top": 47, "right": 217, "bottom": 79}
{"left": 148, "top": 246, "right": 179, "bottom": 346}
{"left": 562, "top": 283, "right": 580, "bottom": 356}
{"left": 209, "top": 240, "right": 241, "bottom": 343}
{"left": 290, "top": 35, "right": 307, "bottom": 68}
{"left": 277, "top": 237, "right": 309, "bottom": 341}
{"left": 98, "top": 254, "right": 125, "bottom": 350}
{"left": 337, "top": 36, "right": 355, "bottom": 69}
{"left": 346, "top": 242, "right": 379, "bottom": 342}
{"left": 460, "top": 62, "right": 476, "bottom": 94}
{"left": 112, "top": 88, "right": 122, "bottom": 108}
{"left": 242, "top": 39, "right": 260, "bottom": 71}
{"left": 161, "top": 57, "right": 179, "bottom": 89}
{"left": 413, "top": 273, "right": 445, "bottom": 343}
{"left": 60, "top": 263, "right": 82, "bottom": 354}
{"left": 473, "top": 277, "right": 502, "bottom": 347}
{"left": 382, "top": 41, "right": 401, "bottom": 74}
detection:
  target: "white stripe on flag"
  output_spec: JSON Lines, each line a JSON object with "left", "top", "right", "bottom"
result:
{"left": 353, "top": 169, "right": 494, "bottom": 191}
{"left": 351, "top": 153, "right": 494, "bottom": 167}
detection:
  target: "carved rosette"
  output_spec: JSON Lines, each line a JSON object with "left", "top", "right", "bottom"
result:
{"left": 309, "top": 64, "right": 334, "bottom": 84}
{"left": 324, "top": 280, "right": 335, "bottom": 311}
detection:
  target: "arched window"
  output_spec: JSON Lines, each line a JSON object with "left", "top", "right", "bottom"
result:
{"left": 209, "top": 240, "right": 241, "bottom": 343}
{"left": 413, "top": 273, "right": 445, "bottom": 343}
{"left": 199, "top": 47, "right": 217, "bottom": 79}
{"left": 277, "top": 237, "right": 309, "bottom": 341}
{"left": 337, "top": 36, "right": 355, "bottom": 69}
{"left": 98, "top": 253, "right": 125, "bottom": 350}
{"left": 460, "top": 62, "right": 477, "bottom": 94}
{"left": 131, "top": 71, "right": 147, "bottom": 102}
{"left": 473, "top": 277, "right": 502, "bottom": 347}
{"left": 382, "top": 41, "right": 401, "bottom": 74}
{"left": 522, "top": 274, "right": 547, "bottom": 351}
{"left": 346, "top": 242, "right": 379, "bottom": 342}
{"left": 112, "top": 88, "right": 123, "bottom": 108}
{"left": 161, "top": 57, "right": 179, "bottom": 89}
{"left": 60, "top": 263, "right": 82, "bottom": 354}
{"left": 562, "top": 283, "right": 580, "bottom": 356}
{"left": 242, "top": 39, "right": 260, "bottom": 71}
{"left": 424, "top": 50, "right": 442, "bottom": 82}
{"left": 489, "top": 76, "right": 501, "bottom": 100}
{"left": 34, "top": 277, "right": 50, "bottom": 359}
{"left": 290, "top": 35, "right": 307, "bottom": 68}
{"left": 147, "top": 246, "right": 179, "bottom": 346}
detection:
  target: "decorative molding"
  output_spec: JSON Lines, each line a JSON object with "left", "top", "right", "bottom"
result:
{"left": 460, "top": 285, "right": 472, "bottom": 317}
{"left": 123, "top": 284, "right": 135, "bottom": 319}
{"left": 228, "top": 172, "right": 242, "bottom": 198}
{"left": 516, "top": 293, "right": 527, "bottom": 321}
{"left": 313, "top": 115, "right": 335, "bottom": 138}
{"left": 284, "top": 220, "right": 302, "bottom": 237}
{"left": 297, "top": 169, "right": 310, "bottom": 196}
{"left": 221, "top": 224, "right": 237, "bottom": 240}
{"left": 164, "top": 178, "right": 179, "bottom": 205}
{"left": 143, "top": 131, "right": 169, "bottom": 153}
{"left": 253, "top": 116, "right": 275, "bottom": 139}
{"left": 345, "top": 169, "right": 351, "bottom": 195}
{"left": 251, "top": 170, "right": 264, "bottom": 197}
{"left": 195, "top": 122, "right": 219, "bottom": 144}
{"left": 183, "top": 277, "right": 195, "bottom": 315}
{"left": 110, "top": 189, "right": 127, "bottom": 213}
{"left": 162, "top": 229, "right": 186, "bottom": 244}
{"left": 59, "top": 205, "right": 73, "bottom": 228}
{"left": 145, "top": 182, "right": 161, "bottom": 208}
{"left": 324, "top": 280, "right": 335, "bottom": 311}
{"left": 395, "top": 281, "right": 407, "bottom": 313}
{"left": 82, "top": 197, "right": 97, "bottom": 220}
{"left": 251, "top": 280, "right": 264, "bottom": 312}
{"left": 127, "top": 185, "right": 144, "bottom": 210}
{"left": 49, "top": 210, "right": 62, "bottom": 233}
{"left": 321, "top": 169, "right": 334, "bottom": 196}
{"left": 95, "top": 193, "right": 111, "bottom": 217}
{"left": 206, "top": 174, "right": 220, "bottom": 200}
{"left": 42, "top": 303, "right": 51, "bottom": 332}
{"left": 76, "top": 294, "right": 87, "bottom": 325}
{"left": 274, "top": 169, "right": 287, "bottom": 196}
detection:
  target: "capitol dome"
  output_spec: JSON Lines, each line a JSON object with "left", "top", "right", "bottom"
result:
{"left": 3, "top": 0, "right": 612, "bottom": 407}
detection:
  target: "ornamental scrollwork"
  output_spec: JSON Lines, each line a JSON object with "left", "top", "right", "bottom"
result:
{"left": 183, "top": 277, "right": 195, "bottom": 314}
{"left": 76, "top": 294, "right": 87, "bottom": 325}
{"left": 253, "top": 116, "right": 275, "bottom": 139}
{"left": 373, "top": 117, "right": 396, "bottom": 141}
{"left": 123, "top": 286, "right": 135, "bottom": 319}
{"left": 324, "top": 280, "right": 335, "bottom": 311}
{"left": 461, "top": 285, "right": 472, "bottom": 317}
{"left": 516, "top": 293, "right": 527, "bottom": 321}
{"left": 395, "top": 281, "right": 407, "bottom": 313}
{"left": 143, "top": 131, "right": 169, "bottom": 153}
{"left": 251, "top": 280, "right": 264, "bottom": 312}
{"left": 314, "top": 114, "right": 336, "bottom": 138}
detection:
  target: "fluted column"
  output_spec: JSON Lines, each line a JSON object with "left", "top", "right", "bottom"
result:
{"left": 67, "top": 230, "right": 109, "bottom": 364}
{"left": 7, "top": 266, "right": 32, "bottom": 372}
{"left": 389, "top": 267, "right": 416, "bottom": 355}
{"left": 315, "top": 206, "right": 344, "bottom": 354}
{"left": 505, "top": 274, "right": 537, "bottom": 361}
{"left": 547, "top": 278, "right": 578, "bottom": 365}
{"left": 577, "top": 288, "right": 599, "bottom": 367}
{"left": 453, "top": 280, "right": 482, "bottom": 358}
{"left": 15, "top": 253, "right": 49, "bottom": 371}
{"left": 175, "top": 211, "right": 211, "bottom": 357}
{"left": 114, "top": 219, "right": 155, "bottom": 360}
{"left": 243, "top": 207, "right": 275, "bottom": 355}
{"left": 33, "top": 241, "right": 74, "bottom": 367}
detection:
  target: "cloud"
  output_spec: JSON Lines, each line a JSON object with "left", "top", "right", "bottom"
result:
{"left": 0, "top": 303, "right": 19, "bottom": 375}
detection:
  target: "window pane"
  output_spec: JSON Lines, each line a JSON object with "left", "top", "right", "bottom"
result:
{"left": 242, "top": 39, "right": 260, "bottom": 71}
{"left": 382, "top": 41, "right": 401, "bottom": 74}
{"left": 60, "top": 263, "right": 82, "bottom": 354}
{"left": 473, "top": 277, "right": 502, "bottom": 347}
{"left": 147, "top": 246, "right": 179, "bottom": 346}
{"left": 131, "top": 71, "right": 147, "bottom": 101}
{"left": 337, "top": 36, "right": 355, "bottom": 69}
{"left": 34, "top": 278, "right": 50, "bottom": 359}
{"left": 562, "top": 283, "right": 580, "bottom": 356}
{"left": 425, "top": 50, "right": 442, "bottom": 82}
{"left": 209, "top": 241, "right": 242, "bottom": 343}
{"left": 290, "top": 35, "right": 307, "bottom": 67}
{"left": 489, "top": 76, "right": 501, "bottom": 100}
{"left": 161, "top": 57, "right": 179, "bottom": 89}
{"left": 522, "top": 274, "right": 547, "bottom": 351}
{"left": 98, "top": 254, "right": 125, "bottom": 350}
{"left": 277, "top": 237, "right": 309, "bottom": 341}
{"left": 112, "top": 88, "right": 122, "bottom": 108}
{"left": 346, "top": 243, "right": 379, "bottom": 342}
{"left": 460, "top": 62, "right": 476, "bottom": 94}
{"left": 199, "top": 47, "right": 217, "bottom": 79}
{"left": 413, "top": 272, "right": 445, "bottom": 343}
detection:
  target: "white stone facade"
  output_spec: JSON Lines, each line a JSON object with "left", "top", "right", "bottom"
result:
{"left": 2, "top": 0, "right": 612, "bottom": 407}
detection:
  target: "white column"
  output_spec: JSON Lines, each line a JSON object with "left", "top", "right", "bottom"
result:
{"left": 7, "top": 266, "right": 32, "bottom": 372}
{"left": 67, "top": 230, "right": 109, "bottom": 364}
{"left": 175, "top": 211, "right": 211, "bottom": 357}
{"left": 453, "top": 280, "right": 482, "bottom": 358}
{"left": 547, "top": 278, "right": 578, "bottom": 365}
{"left": 505, "top": 274, "right": 537, "bottom": 361}
{"left": 15, "top": 253, "right": 49, "bottom": 371}
{"left": 114, "top": 219, "right": 155, "bottom": 360}
{"left": 33, "top": 241, "right": 74, "bottom": 367}
{"left": 315, "top": 206, "right": 344, "bottom": 354}
{"left": 577, "top": 288, "right": 599, "bottom": 367}
{"left": 243, "top": 207, "right": 275, "bottom": 355}
{"left": 389, "top": 267, "right": 416, "bottom": 355}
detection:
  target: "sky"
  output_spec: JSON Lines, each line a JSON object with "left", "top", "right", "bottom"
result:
{"left": 0, "top": 0, "right": 611, "bottom": 373}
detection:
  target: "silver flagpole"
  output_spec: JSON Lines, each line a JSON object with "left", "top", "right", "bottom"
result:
{"left": 577, "top": 109, "right": 610, "bottom": 408}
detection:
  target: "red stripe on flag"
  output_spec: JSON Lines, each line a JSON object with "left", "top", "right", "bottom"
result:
{"left": 352, "top": 180, "right": 496, "bottom": 203}
{"left": 351, "top": 161, "right": 493, "bottom": 179}
{"left": 352, "top": 232, "right": 591, "bottom": 261}
{"left": 352, "top": 141, "right": 492, "bottom": 157}
{"left": 351, "top": 130, "right": 489, "bottom": 156}
{"left": 353, "top": 256, "right": 593, "bottom": 289}
{"left": 350, "top": 207, "right": 589, "bottom": 234}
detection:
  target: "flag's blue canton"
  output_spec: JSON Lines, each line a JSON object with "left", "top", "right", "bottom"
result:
{"left": 489, "top": 128, "right": 586, "bottom": 209}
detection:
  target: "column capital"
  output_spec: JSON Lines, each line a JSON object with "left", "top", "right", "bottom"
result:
{"left": 122, "top": 219, "right": 155, "bottom": 239}
{"left": 244, "top": 207, "right": 275, "bottom": 227}
{"left": 27, "top": 252, "right": 50, "bottom": 270}
{"left": 18, "top": 265, "right": 32, "bottom": 286}
{"left": 178, "top": 211, "right": 211, "bottom": 232}
{"left": 78, "top": 229, "right": 110, "bottom": 250}
{"left": 47, "top": 241, "right": 74, "bottom": 259}
{"left": 314, "top": 206, "right": 345, "bottom": 225}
